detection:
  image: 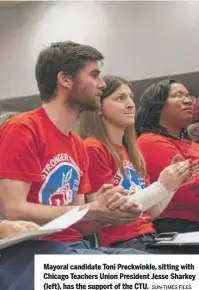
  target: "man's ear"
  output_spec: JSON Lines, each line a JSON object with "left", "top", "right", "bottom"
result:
{"left": 57, "top": 71, "right": 73, "bottom": 89}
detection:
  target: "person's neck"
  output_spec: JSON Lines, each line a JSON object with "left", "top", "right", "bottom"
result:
{"left": 42, "top": 100, "right": 78, "bottom": 135}
{"left": 104, "top": 121, "right": 125, "bottom": 146}
{"left": 159, "top": 120, "right": 181, "bottom": 139}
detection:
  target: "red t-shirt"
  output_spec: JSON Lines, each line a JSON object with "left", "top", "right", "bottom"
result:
{"left": 84, "top": 137, "right": 155, "bottom": 247}
{"left": 0, "top": 107, "right": 91, "bottom": 242}
{"left": 137, "top": 132, "right": 199, "bottom": 221}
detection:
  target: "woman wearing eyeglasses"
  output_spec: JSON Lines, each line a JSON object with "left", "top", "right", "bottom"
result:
{"left": 78, "top": 76, "right": 198, "bottom": 253}
{"left": 136, "top": 79, "right": 199, "bottom": 233}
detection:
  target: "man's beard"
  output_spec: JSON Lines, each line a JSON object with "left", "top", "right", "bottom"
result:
{"left": 66, "top": 89, "right": 100, "bottom": 112}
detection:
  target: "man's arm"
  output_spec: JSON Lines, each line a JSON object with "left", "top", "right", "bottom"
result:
{"left": 85, "top": 193, "right": 97, "bottom": 203}
{"left": 0, "top": 179, "right": 143, "bottom": 227}
{"left": 0, "top": 179, "right": 80, "bottom": 225}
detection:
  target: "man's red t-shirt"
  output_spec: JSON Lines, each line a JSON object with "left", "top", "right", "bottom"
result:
{"left": 137, "top": 132, "right": 199, "bottom": 221}
{"left": 0, "top": 107, "right": 91, "bottom": 242}
{"left": 84, "top": 137, "right": 155, "bottom": 247}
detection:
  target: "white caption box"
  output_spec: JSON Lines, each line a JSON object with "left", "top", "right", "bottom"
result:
{"left": 35, "top": 255, "right": 199, "bottom": 290}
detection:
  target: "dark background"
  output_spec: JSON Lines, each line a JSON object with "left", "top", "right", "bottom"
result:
{"left": 0, "top": 71, "right": 198, "bottom": 112}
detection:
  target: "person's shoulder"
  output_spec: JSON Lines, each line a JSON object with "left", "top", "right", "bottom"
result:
{"left": 137, "top": 132, "right": 165, "bottom": 144}
{"left": 84, "top": 137, "right": 114, "bottom": 161}
{"left": 2, "top": 108, "right": 44, "bottom": 130}
{"left": 137, "top": 132, "right": 182, "bottom": 150}
{"left": 69, "top": 131, "right": 88, "bottom": 153}
{"left": 0, "top": 109, "right": 46, "bottom": 146}
{"left": 84, "top": 137, "right": 102, "bottom": 147}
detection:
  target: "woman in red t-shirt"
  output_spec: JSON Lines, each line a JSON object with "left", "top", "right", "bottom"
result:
{"left": 136, "top": 78, "right": 199, "bottom": 233}
{"left": 78, "top": 76, "right": 195, "bottom": 252}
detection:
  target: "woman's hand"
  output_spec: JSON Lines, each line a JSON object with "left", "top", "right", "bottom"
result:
{"left": 158, "top": 155, "right": 192, "bottom": 192}
{"left": 168, "top": 154, "right": 199, "bottom": 186}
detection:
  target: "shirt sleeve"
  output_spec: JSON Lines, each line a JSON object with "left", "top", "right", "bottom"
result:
{"left": 0, "top": 123, "right": 42, "bottom": 182}
{"left": 85, "top": 142, "right": 114, "bottom": 192}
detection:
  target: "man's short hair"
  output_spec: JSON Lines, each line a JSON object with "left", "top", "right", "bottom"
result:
{"left": 35, "top": 41, "right": 104, "bottom": 102}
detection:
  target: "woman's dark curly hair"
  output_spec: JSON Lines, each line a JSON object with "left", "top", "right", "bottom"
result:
{"left": 135, "top": 78, "right": 190, "bottom": 140}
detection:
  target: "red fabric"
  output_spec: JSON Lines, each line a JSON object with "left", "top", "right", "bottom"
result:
{"left": 0, "top": 107, "right": 91, "bottom": 242}
{"left": 84, "top": 137, "right": 155, "bottom": 247}
{"left": 137, "top": 132, "right": 199, "bottom": 221}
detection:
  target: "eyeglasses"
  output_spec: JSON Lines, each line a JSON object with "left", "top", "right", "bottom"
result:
{"left": 170, "top": 92, "right": 196, "bottom": 103}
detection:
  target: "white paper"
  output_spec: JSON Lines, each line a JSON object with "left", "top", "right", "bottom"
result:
{"left": 40, "top": 206, "right": 80, "bottom": 230}
{"left": 157, "top": 231, "right": 199, "bottom": 245}
{"left": 0, "top": 207, "right": 89, "bottom": 250}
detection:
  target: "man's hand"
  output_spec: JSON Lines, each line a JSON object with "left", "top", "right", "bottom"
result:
{"left": 0, "top": 220, "right": 39, "bottom": 239}
{"left": 95, "top": 184, "right": 143, "bottom": 226}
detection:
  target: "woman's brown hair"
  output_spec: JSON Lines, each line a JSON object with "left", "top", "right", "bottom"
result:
{"left": 78, "top": 75, "right": 146, "bottom": 176}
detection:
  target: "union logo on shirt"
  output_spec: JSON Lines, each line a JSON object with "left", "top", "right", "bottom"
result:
{"left": 39, "top": 157, "right": 81, "bottom": 206}
{"left": 114, "top": 166, "right": 146, "bottom": 195}
{"left": 114, "top": 166, "right": 150, "bottom": 222}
